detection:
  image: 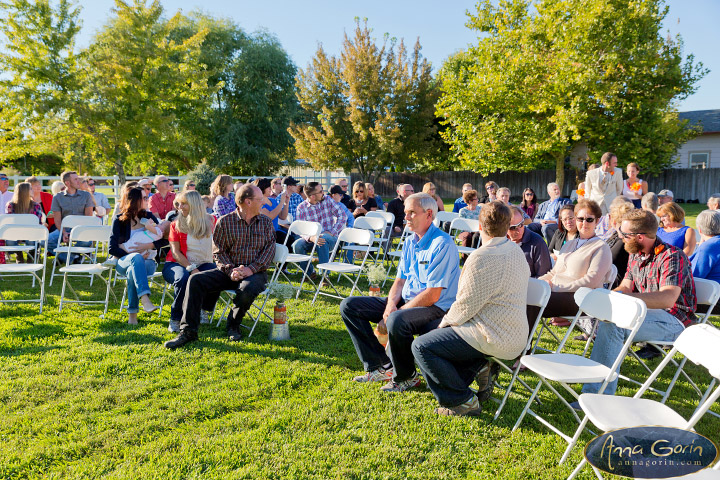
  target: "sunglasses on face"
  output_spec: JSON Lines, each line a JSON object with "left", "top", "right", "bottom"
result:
{"left": 0, "top": 177, "right": 8, "bottom": 181}
{"left": 188, "top": 184, "right": 195, "bottom": 187}
{"left": 524, "top": 192, "right": 533, "bottom": 196}
{"left": 508, "top": 220, "right": 524, "bottom": 231}
{"left": 88, "top": 183, "right": 95, "bottom": 186}
{"left": 576, "top": 216, "right": 596, "bottom": 223}
{"left": 487, "top": 186, "right": 495, "bottom": 190}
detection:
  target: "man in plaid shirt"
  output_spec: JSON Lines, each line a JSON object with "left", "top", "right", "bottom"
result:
{"left": 293, "top": 181, "right": 348, "bottom": 276}
{"left": 165, "top": 184, "right": 275, "bottom": 349}
{"left": 582, "top": 209, "right": 696, "bottom": 396}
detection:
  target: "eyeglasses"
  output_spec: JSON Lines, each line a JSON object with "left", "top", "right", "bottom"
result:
{"left": 524, "top": 192, "right": 533, "bottom": 196}
{"left": 576, "top": 216, "right": 596, "bottom": 223}
{"left": 187, "top": 184, "right": 195, "bottom": 187}
{"left": 618, "top": 228, "right": 646, "bottom": 238}
{"left": 486, "top": 186, "right": 495, "bottom": 190}
{"left": 404, "top": 189, "right": 414, "bottom": 193}
{"left": 0, "top": 177, "right": 8, "bottom": 181}
{"left": 340, "top": 184, "right": 348, "bottom": 189}
{"left": 508, "top": 220, "right": 524, "bottom": 231}
{"left": 143, "top": 186, "right": 152, "bottom": 190}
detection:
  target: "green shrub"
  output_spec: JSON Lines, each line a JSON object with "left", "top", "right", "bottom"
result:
{"left": 186, "top": 161, "right": 217, "bottom": 195}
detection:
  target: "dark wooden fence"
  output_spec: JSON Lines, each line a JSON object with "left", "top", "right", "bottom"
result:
{"left": 352, "top": 168, "right": 718, "bottom": 203}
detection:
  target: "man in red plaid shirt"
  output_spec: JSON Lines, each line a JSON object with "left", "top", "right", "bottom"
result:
{"left": 582, "top": 209, "right": 696, "bottom": 396}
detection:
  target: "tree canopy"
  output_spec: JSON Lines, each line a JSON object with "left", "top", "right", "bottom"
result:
{"left": 289, "top": 19, "right": 445, "bottom": 182}
{"left": 437, "top": 0, "right": 707, "bottom": 189}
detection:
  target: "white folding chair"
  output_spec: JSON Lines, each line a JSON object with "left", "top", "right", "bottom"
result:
{"left": 281, "top": 220, "right": 322, "bottom": 299}
{"left": 512, "top": 288, "right": 647, "bottom": 465}
{"left": 491, "top": 278, "right": 551, "bottom": 421}
{"left": 0, "top": 225, "right": 48, "bottom": 313}
{"left": 49, "top": 215, "right": 102, "bottom": 286}
{"left": 345, "top": 216, "right": 385, "bottom": 264}
{"left": 311, "top": 228, "right": 373, "bottom": 304}
{"left": 105, "top": 256, "right": 167, "bottom": 319}
{"left": 382, "top": 226, "right": 411, "bottom": 287}
{"left": 432, "top": 211, "right": 458, "bottom": 229}
{"left": 57, "top": 225, "right": 114, "bottom": 318}
{"left": 568, "top": 324, "right": 720, "bottom": 479}
{"left": 448, "top": 217, "right": 480, "bottom": 256}
{"left": 366, "top": 210, "right": 395, "bottom": 258}
{"left": 213, "top": 244, "right": 289, "bottom": 337}
{"left": 0, "top": 214, "right": 41, "bottom": 266}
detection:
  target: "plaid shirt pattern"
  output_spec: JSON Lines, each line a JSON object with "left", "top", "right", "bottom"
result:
{"left": 288, "top": 193, "right": 303, "bottom": 220}
{"left": 624, "top": 239, "right": 697, "bottom": 326}
{"left": 213, "top": 194, "right": 236, "bottom": 218}
{"left": 212, "top": 210, "right": 275, "bottom": 276}
{"left": 295, "top": 195, "right": 347, "bottom": 238}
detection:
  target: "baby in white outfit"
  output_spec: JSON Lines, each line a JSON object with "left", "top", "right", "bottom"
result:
{"left": 123, "top": 220, "right": 170, "bottom": 259}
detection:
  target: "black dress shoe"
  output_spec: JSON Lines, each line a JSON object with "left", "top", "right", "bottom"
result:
{"left": 636, "top": 344, "right": 662, "bottom": 360}
{"left": 164, "top": 330, "right": 198, "bottom": 349}
{"left": 227, "top": 328, "right": 243, "bottom": 342}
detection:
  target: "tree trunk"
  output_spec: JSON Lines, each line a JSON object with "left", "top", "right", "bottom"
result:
{"left": 115, "top": 152, "right": 126, "bottom": 184}
{"left": 554, "top": 153, "right": 565, "bottom": 193}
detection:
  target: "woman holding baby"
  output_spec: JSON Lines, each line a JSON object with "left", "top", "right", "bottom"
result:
{"left": 110, "top": 186, "right": 169, "bottom": 324}
{"left": 162, "top": 190, "right": 216, "bottom": 333}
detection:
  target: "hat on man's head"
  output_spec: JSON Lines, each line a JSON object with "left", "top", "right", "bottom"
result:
{"left": 658, "top": 189, "right": 674, "bottom": 198}
{"left": 283, "top": 176, "right": 299, "bottom": 186}
{"left": 137, "top": 178, "right": 151, "bottom": 187}
{"left": 329, "top": 185, "right": 344, "bottom": 196}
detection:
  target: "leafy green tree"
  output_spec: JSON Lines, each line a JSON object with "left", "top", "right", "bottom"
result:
{"left": 290, "top": 19, "right": 444, "bottom": 182}
{"left": 437, "top": 0, "right": 707, "bottom": 190}
{"left": 185, "top": 160, "right": 217, "bottom": 195}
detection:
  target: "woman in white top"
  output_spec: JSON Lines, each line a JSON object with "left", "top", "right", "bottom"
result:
{"left": 622, "top": 162, "right": 649, "bottom": 209}
{"left": 162, "top": 190, "right": 216, "bottom": 333}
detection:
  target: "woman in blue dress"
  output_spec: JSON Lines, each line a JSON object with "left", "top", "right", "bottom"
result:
{"left": 656, "top": 202, "right": 696, "bottom": 257}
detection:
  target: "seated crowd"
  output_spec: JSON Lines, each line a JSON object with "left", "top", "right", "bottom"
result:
{"left": 3, "top": 160, "right": 719, "bottom": 419}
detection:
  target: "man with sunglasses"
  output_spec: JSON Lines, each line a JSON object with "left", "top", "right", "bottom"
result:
{"left": 87, "top": 178, "right": 111, "bottom": 211}
{"left": 149, "top": 175, "right": 176, "bottom": 220}
{"left": 0, "top": 173, "right": 12, "bottom": 215}
{"left": 527, "top": 182, "right": 571, "bottom": 243}
{"left": 507, "top": 207, "right": 551, "bottom": 279}
{"left": 581, "top": 209, "right": 696, "bottom": 397}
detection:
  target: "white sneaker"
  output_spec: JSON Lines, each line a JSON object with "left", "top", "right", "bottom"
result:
{"left": 200, "top": 310, "right": 210, "bottom": 324}
{"left": 168, "top": 320, "right": 180, "bottom": 333}
{"left": 352, "top": 367, "right": 393, "bottom": 383}
{"left": 380, "top": 373, "right": 422, "bottom": 393}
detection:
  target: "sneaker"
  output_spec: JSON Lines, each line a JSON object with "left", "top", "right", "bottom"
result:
{"left": 379, "top": 373, "right": 421, "bottom": 393}
{"left": 352, "top": 367, "right": 394, "bottom": 383}
{"left": 200, "top": 310, "right": 211, "bottom": 324}
{"left": 569, "top": 401, "right": 582, "bottom": 412}
{"left": 168, "top": 320, "right": 180, "bottom": 333}
{"left": 164, "top": 330, "right": 198, "bottom": 349}
{"left": 435, "top": 396, "right": 482, "bottom": 417}
{"left": 636, "top": 344, "right": 662, "bottom": 360}
{"left": 475, "top": 362, "right": 500, "bottom": 403}
{"left": 227, "top": 328, "right": 243, "bottom": 342}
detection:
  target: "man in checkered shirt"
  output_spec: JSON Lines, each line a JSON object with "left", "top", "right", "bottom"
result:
{"left": 582, "top": 209, "right": 696, "bottom": 396}
{"left": 293, "top": 181, "right": 348, "bottom": 276}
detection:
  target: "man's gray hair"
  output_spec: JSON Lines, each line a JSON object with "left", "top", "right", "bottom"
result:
{"left": 406, "top": 192, "right": 438, "bottom": 219}
{"left": 641, "top": 192, "right": 658, "bottom": 212}
{"left": 546, "top": 182, "right": 559, "bottom": 192}
{"left": 697, "top": 210, "right": 720, "bottom": 237}
{"left": 707, "top": 193, "right": 720, "bottom": 209}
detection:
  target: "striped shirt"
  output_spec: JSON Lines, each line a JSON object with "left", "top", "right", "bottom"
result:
{"left": 295, "top": 195, "right": 348, "bottom": 239}
{"left": 624, "top": 239, "right": 696, "bottom": 326}
{"left": 288, "top": 193, "right": 303, "bottom": 220}
{"left": 212, "top": 210, "right": 275, "bottom": 276}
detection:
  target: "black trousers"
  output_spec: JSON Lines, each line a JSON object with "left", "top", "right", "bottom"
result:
{"left": 180, "top": 268, "right": 267, "bottom": 334}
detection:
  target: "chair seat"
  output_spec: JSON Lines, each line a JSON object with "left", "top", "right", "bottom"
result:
{"left": 55, "top": 246, "right": 95, "bottom": 254}
{"left": 579, "top": 394, "right": 688, "bottom": 431}
{"left": 457, "top": 246, "right": 476, "bottom": 254}
{"left": 286, "top": 253, "right": 312, "bottom": 263}
{"left": 344, "top": 245, "right": 380, "bottom": 253}
{"left": 520, "top": 353, "right": 617, "bottom": 383}
{"left": 0, "top": 263, "right": 43, "bottom": 273}
{"left": 387, "top": 251, "right": 402, "bottom": 258}
{"left": 59, "top": 264, "right": 109, "bottom": 275}
{"left": 0, "top": 245, "right": 35, "bottom": 252}
{"left": 317, "top": 262, "right": 363, "bottom": 273}
{"left": 116, "top": 271, "right": 163, "bottom": 281}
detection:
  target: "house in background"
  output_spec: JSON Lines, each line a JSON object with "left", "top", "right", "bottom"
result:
{"left": 675, "top": 109, "right": 720, "bottom": 168}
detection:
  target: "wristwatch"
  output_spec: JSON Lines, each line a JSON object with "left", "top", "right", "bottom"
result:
{"left": 186, "top": 263, "right": 198, "bottom": 272}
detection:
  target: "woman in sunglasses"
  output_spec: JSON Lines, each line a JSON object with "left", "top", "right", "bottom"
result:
{"left": 538, "top": 198, "right": 612, "bottom": 324}
{"left": 520, "top": 188, "right": 538, "bottom": 220}
{"left": 480, "top": 181, "right": 499, "bottom": 204}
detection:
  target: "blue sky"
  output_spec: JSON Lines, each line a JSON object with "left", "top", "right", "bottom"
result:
{"left": 75, "top": 0, "right": 719, "bottom": 112}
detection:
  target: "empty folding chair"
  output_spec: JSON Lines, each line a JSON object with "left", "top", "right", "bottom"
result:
{"left": 213, "top": 243, "right": 289, "bottom": 337}
{"left": 568, "top": 324, "right": 720, "bottom": 479}
{"left": 491, "top": 278, "right": 551, "bottom": 421}
{"left": 311, "top": 228, "right": 374, "bottom": 304}
{"left": 0, "top": 224, "right": 49, "bottom": 313}
{"left": 57, "top": 225, "right": 114, "bottom": 318}
{"left": 512, "top": 288, "right": 647, "bottom": 465}
{"left": 366, "top": 210, "right": 395, "bottom": 258}
{"left": 448, "top": 217, "right": 480, "bottom": 257}
{"left": 0, "top": 213, "right": 41, "bottom": 262}
{"left": 49, "top": 215, "right": 102, "bottom": 286}
{"left": 433, "top": 211, "right": 458, "bottom": 230}
{"left": 345, "top": 216, "right": 385, "bottom": 264}
{"left": 280, "top": 220, "right": 322, "bottom": 299}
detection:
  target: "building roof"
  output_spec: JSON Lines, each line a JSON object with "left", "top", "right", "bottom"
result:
{"left": 679, "top": 109, "right": 720, "bottom": 134}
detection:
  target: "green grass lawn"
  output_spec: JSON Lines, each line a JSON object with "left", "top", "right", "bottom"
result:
{"left": 1, "top": 209, "right": 718, "bottom": 479}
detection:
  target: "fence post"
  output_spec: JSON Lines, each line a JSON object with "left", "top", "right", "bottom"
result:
{"left": 113, "top": 175, "right": 119, "bottom": 207}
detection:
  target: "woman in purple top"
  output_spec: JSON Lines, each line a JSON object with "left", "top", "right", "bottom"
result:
{"left": 656, "top": 202, "right": 695, "bottom": 257}
{"left": 211, "top": 174, "right": 235, "bottom": 218}
{"left": 521, "top": 188, "right": 538, "bottom": 220}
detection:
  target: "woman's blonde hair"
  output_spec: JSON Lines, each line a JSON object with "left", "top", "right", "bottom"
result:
{"left": 175, "top": 190, "right": 213, "bottom": 239}
{"left": 211, "top": 174, "right": 233, "bottom": 197}
{"left": 9, "top": 182, "right": 35, "bottom": 214}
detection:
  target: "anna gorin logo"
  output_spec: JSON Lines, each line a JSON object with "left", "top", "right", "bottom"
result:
{"left": 584, "top": 426, "right": 718, "bottom": 479}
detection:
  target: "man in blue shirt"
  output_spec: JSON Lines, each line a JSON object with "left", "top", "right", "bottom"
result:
{"left": 452, "top": 183, "right": 473, "bottom": 213}
{"left": 341, "top": 193, "right": 461, "bottom": 393}
{"left": 527, "top": 182, "right": 571, "bottom": 243}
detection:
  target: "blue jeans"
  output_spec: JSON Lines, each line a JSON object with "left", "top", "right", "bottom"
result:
{"left": 48, "top": 228, "right": 91, "bottom": 262}
{"left": 162, "top": 261, "right": 216, "bottom": 322}
{"left": 582, "top": 309, "right": 685, "bottom": 395}
{"left": 412, "top": 327, "right": 489, "bottom": 407}
{"left": 115, "top": 253, "right": 157, "bottom": 314}
{"left": 292, "top": 234, "right": 337, "bottom": 275}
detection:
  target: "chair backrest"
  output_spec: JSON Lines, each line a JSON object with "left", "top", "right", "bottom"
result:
{"left": 0, "top": 224, "right": 49, "bottom": 242}
{"left": 62, "top": 215, "right": 102, "bottom": 230}
{"left": 675, "top": 324, "right": 720, "bottom": 379}
{"left": 273, "top": 243, "right": 289, "bottom": 264}
{"left": 0, "top": 214, "right": 40, "bottom": 226}
{"left": 366, "top": 210, "right": 394, "bottom": 226}
{"left": 694, "top": 278, "right": 720, "bottom": 324}
{"left": 337, "top": 227, "right": 373, "bottom": 246}
{"left": 69, "top": 225, "right": 112, "bottom": 244}
{"left": 527, "top": 277, "right": 551, "bottom": 308}
{"left": 449, "top": 217, "right": 479, "bottom": 234}
{"left": 575, "top": 287, "right": 647, "bottom": 331}
{"left": 353, "top": 216, "right": 385, "bottom": 232}
{"left": 603, "top": 264, "right": 618, "bottom": 288}
{"left": 285, "top": 220, "right": 322, "bottom": 241}
{"left": 433, "top": 211, "right": 459, "bottom": 226}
